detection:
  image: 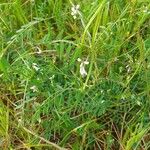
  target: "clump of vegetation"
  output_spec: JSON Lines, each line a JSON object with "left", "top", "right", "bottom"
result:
{"left": 0, "top": 0, "right": 150, "bottom": 149}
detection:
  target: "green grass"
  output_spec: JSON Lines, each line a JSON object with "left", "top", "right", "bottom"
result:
{"left": 0, "top": 0, "right": 150, "bottom": 149}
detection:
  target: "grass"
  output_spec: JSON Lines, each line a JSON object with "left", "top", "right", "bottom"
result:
{"left": 0, "top": 0, "right": 150, "bottom": 149}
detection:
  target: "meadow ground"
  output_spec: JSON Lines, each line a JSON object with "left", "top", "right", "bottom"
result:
{"left": 0, "top": 0, "right": 150, "bottom": 149}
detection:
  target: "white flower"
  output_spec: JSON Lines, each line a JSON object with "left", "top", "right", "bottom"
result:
{"left": 100, "top": 90, "right": 104, "bottom": 94}
{"left": 30, "top": 85, "right": 38, "bottom": 92}
{"left": 38, "top": 117, "right": 41, "bottom": 123}
{"left": 32, "top": 63, "right": 40, "bottom": 71}
{"left": 36, "top": 47, "right": 42, "bottom": 54}
{"left": 101, "top": 100, "right": 105, "bottom": 104}
{"left": 77, "top": 58, "right": 89, "bottom": 77}
{"left": 71, "top": 4, "right": 80, "bottom": 19}
{"left": 126, "top": 64, "right": 131, "bottom": 73}
{"left": 77, "top": 58, "right": 82, "bottom": 62}
{"left": 49, "top": 75, "right": 55, "bottom": 80}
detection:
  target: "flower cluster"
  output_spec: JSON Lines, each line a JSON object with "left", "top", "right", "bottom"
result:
{"left": 77, "top": 58, "right": 89, "bottom": 77}
{"left": 32, "top": 63, "right": 40, "bottom": 71}
{"left": 71, "top": 5, "right": 80, "bottom": 19}
{"left": 30, "top": 85, "right": 38, "bottom": 92}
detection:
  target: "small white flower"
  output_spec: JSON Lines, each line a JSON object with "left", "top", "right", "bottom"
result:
{"left": 71, "top": 4, "right": 80, "bottom": 19}
{"left": 30, "top": 85, "right": 38, "bottom": 92}
{"left": 126, "top": 65, "right": 131, "bottom": 73}
{"left": 38, "top": 117, "right": 41, "bottom": 123}
{"left": 49, "top": 75, "right": 55, "bottom": 80}
{"left": 80, "top": 63, "right": 87, "bottom": 77}
{"left": 101, "top": 100, "right": 105, "bottom": 104}
{"left": 32, "top": 63, "right": 40, "bottom": 71}
{"left": 100, "top": 90, "right": 104, "bottom": 94}
{"left": 36, "top": 47, "right": 42, "bottom": 54}
{"left": 18, "top": 119, "right": 22, "bottom": 123}
{"left": 77, "top": 58, "right": 82, "bottom": 62}
{"left": 77, "top": 58, "right": 89, "bottom": 78}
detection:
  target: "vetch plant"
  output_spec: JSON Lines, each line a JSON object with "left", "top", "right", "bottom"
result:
{"left": 1, "top": 1, "right": 150, "bottom": 149}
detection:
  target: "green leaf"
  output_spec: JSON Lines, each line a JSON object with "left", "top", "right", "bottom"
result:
{"left": 0, "top": 57, "right": 10, "bottom": 76}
